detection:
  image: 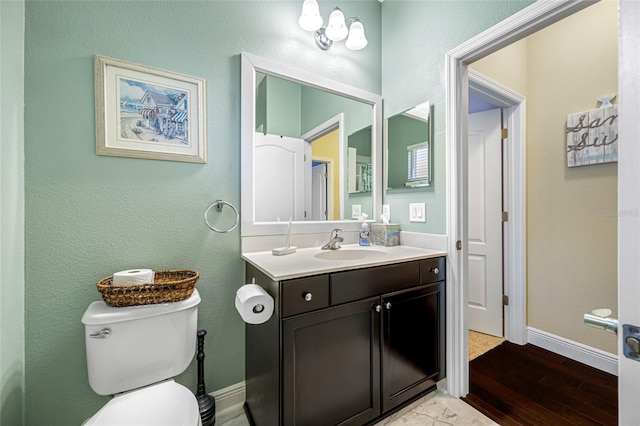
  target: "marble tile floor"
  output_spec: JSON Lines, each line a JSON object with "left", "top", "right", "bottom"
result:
{"left": 218, "top": 390, "right": 497, "bottom": 426}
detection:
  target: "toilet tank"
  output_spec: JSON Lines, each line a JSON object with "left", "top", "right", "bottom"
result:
{"left": 81, "top": 289, "right": 201, "bottom": 395}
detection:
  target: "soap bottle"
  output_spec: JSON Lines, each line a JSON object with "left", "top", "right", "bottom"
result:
{"left": 359, "top": 213, "right": 370, "bottom": 246}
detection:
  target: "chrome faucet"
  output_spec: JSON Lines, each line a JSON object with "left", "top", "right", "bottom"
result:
{"left": 321, "top": 229, "right": 344, "bottom": 250}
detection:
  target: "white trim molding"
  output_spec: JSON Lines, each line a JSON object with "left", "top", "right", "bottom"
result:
{"left": 527, "top": 328, "right": 618, "bottom": 376}
{"left": 211, "top": 381, "right": 246, "bottom": 424}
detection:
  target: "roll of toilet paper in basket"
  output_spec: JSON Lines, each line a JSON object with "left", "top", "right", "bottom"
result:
{"left": 235, "top": 284, "right": 274, "bottom": 324}
{"left": 112, "top": 269, "right": 154, "bottom": 286}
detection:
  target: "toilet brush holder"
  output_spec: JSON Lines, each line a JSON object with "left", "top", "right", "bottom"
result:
{"left": 196, "top": 330, "right": 216, "bottom": 426}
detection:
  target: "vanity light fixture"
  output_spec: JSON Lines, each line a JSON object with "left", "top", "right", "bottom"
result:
{"left": 297, "top": 0, "right": 368, "bottom": 51}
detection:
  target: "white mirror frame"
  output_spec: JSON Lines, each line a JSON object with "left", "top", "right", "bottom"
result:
{"left": 240, "top": 52, "right": 383, "bottom": 237}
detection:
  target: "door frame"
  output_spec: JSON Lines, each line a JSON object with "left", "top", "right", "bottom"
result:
{"left": 617, "top": 1, "right": 640, "bottom": 422}
{"left": 468, "top": 69, "right": 526, "bottom": 344}
{"left": 444, "top": 0, "right": 597, "bottom": 398}
{"left": 301, "top": 113, "right": 345, "bottom": 220}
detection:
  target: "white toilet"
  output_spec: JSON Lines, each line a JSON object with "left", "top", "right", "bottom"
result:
{"left": 81, "top": 289, "right": 202, "bottom": 426}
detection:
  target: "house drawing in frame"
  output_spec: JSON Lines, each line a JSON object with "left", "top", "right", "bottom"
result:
{"left": 95, "top": 54, "right": 206, "bottom": 163}
{"left": 120, "top": 79, "right": 190, "bottom": 145}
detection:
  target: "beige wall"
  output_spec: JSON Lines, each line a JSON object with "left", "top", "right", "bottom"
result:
{"left": 470, "top": 1, "right": 618, "bottom": 354}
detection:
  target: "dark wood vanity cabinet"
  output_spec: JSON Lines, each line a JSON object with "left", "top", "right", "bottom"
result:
{"left": 244, "top": 256, "right": 445, "bottom": 426}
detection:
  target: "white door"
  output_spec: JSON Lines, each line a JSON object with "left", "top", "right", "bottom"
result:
{"left": 618, "top": 2, "right": 640, "bottom": 422}
{"left": 254, "top": 132, "right": 306, "bottom": 222}
{"left": 311, "top": 162, "right": 328, "bottom": 221}
{"left": 468, "top": 108, "right": 503, "bottom": 337}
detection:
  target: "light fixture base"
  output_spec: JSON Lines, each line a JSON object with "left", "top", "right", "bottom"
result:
{"left": 314, "top": 28, "right": 333, "bottom": 50}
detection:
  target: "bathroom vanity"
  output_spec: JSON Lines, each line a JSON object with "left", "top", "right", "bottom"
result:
{"left": 242, "top": 246, "right": 446, "bottom": 426}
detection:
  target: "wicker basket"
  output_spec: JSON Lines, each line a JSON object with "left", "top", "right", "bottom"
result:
{"left": 96, "top": 269, "right": 199, "bottom": 307}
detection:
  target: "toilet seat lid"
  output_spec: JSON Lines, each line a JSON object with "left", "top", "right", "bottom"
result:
{"left": 85, "top": 380, "right": 201, "bottom": 426}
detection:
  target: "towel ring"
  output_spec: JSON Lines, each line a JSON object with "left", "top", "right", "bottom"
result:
{"left": 204, "top": 200, "right": 239, "bottom": 233}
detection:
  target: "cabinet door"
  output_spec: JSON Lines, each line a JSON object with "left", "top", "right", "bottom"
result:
{"left": 283, "top": 297, "right": 381, "bottom": 426}
{"left": 381, "top": 282, "right": 445, "bottom": 412}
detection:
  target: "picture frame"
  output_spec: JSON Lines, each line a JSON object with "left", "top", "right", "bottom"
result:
{"left": 95, "top": 55, "right": 207, "bottom": 163}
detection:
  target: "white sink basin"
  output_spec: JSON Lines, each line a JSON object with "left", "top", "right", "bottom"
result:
{"left": 314, "top": 248, "right": 387, "bottom": 261}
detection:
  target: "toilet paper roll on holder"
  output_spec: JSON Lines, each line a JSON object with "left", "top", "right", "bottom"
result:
{"left": 204, "top": 200, "right": 239, "bottom": 233}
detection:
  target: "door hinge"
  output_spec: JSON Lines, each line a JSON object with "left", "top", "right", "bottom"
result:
{"left": 501, "top": 128, "right": 508, "bottom": 139}
{"left": 503, "top": 295, "right": 509, "bottom": 306}
{"left": 502, "top": 211, "right": 509, "bottom": 222}
{"left": 456, "top": 240, "right": 462, "bottom": 251}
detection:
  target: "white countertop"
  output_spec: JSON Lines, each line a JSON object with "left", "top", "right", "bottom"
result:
{"left": 242, "top": 244, "right": 447, "bottom": 281}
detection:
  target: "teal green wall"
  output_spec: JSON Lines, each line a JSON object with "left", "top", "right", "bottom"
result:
{"left": 1, "top": 1, "right": 26, "bottom": 424}
{"left": 387, "top": 114, "right": 429, "bottom": 189}
{"left": 381, "top": 0, "right": 533, "bottom": 232}
{"left": 300, "top": 86, "right": 372, "bottom": 136}
{"left": 23, "top": 1, "right": 381, "bottom": 425}
{"left": 14, "top": 0, "right": 538, "bottom": 424}
{"left": 266, "top": 76, "right": 302, "bottom": 137}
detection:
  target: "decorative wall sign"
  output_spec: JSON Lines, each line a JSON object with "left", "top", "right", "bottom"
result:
{"left": 566, "top": 101, "right": 618, "bottom": 168}
{"left": 95, "top": 55, "right": 207, "bottom": 163}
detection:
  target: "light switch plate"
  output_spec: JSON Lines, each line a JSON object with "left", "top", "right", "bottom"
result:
{"left": 409, "top": 203, "right": 426, "bottom": 222}
{"left": 352, "top": 204, "right": 362, "bottom": 219}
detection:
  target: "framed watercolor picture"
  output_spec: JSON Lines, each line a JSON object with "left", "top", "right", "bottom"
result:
{"left": 95, "top": 55, "right": 207, "bottom": 163}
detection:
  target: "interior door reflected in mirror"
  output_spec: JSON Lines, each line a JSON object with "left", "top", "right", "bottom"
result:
{"left": 385, "top": 102, "right": 433, "bottom": 190}
{"left": 254, "top": 72, "right": 373, "bottom": 222}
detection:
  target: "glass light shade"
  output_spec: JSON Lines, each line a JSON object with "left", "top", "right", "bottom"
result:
{"left": 298, "top": 0, "right": 323, "bottom": 32}
{"left": 345, "top": 20, "right": 367, "bottom": 50}
{"left": 325, "top": 7, "right": 348, "bottom": 41}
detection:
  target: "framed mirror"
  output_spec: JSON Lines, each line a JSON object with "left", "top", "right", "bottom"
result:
{"left": 384, "top": 102, "right": 433, "bottom": 190}
{"left": 241, "top": 53, "right": 382, "bottom": 237}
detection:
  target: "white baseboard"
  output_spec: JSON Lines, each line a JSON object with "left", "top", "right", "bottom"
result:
{"left": 211, "top": 381, "right": 246, "bottom": 424}
{"left": 527, "top": 327, "right": 618, "bottom": 376}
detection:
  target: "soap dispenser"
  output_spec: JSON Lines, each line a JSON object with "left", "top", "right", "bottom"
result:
{"left": 359, "top": 213, "right": 370, "bottom": 246}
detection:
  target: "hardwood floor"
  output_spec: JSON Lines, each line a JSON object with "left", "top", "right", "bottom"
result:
{"left": 462, "top": 342, "right": 618, "bottom": 426}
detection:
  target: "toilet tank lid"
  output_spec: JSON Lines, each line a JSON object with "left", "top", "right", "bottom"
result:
{"left": 81, "top": 289, "right": 200, "bottom": 326}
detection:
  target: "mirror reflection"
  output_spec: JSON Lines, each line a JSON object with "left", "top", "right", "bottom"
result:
{"left": 254, "top": 72, "right": 373, "bottom": 222}
{"left": 385, "top": 102, "right": 433, "bottom": 189}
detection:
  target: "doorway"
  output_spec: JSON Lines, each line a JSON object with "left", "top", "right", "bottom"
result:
{"left": 301, "top": 114, "right": 345, "bottom": 222}
{"left": 311, "top": 160, "right": 330, "bottom": 221}
{"left": 467, "top": 101, "right": 503, "bottom": 339}
{"left": 466, "top": 71, "right": 526, "bottom": 364}
{"left": 445, "top": 0, "right": 607, "bottom": 399}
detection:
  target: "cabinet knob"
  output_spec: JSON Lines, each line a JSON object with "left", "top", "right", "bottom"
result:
{"left": 430, "top": 267, "right": 439, "bottom": 275}
{"left": 385, "top": 302, "right": 392, "bottom": 310}
{"left": 303, "top": 292, "right": 313, "bottom": 302}
{"left": 374, "top": 304, "right": 382, "bottom": 313}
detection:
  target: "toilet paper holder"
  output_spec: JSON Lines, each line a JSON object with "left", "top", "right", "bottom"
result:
{"left": 204, "top": 200, "right": 239, "bottom": 233}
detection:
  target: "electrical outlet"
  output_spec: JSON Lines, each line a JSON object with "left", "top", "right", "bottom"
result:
{"left": 352, "top": 204, "right": 362, "bottom": 219}
{"left": 409, "top": 203, "right": 426, "bottom": 222}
